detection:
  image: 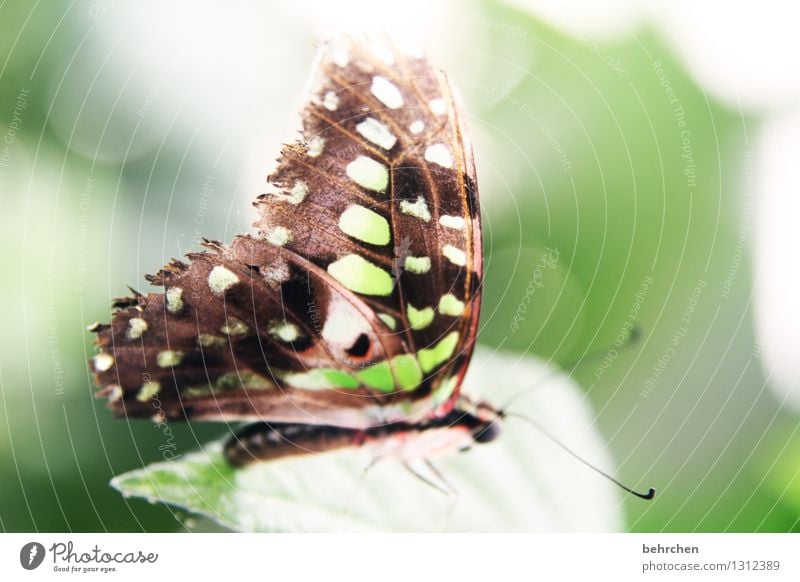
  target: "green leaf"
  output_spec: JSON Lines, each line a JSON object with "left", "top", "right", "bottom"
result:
{"left": 112, "top": 347, "right": 626, "bottom": 531}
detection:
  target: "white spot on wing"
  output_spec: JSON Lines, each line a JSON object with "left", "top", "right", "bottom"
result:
{"left": 409, "top": 120, "right": 425, "bottom": 134}
{"left": 208, "top": 265, "right": 240, "bottom": 295}
{"left": 400, "top": 196, "right": 431, "bottom": 222}
{"left": 271, "top": 180, "right": 308, "bottom": 205}
{"left": 307, "top": 136, "right": 325, "bottom": 157}
{"left": 262, "top": 260, "right": 290, "bottom": 286}
{"left": 430, "top": 98, "right": 446, "bottom": 115}
{"left": 199, "top": 333, "right": 227, "bottom": 348}
{"left": 322, "top": 296, "right": 372, "bottom": 351}
{"left": 266, "top": 226, "right": 292, "bottom": 247}
{"left": 442, "top": 244, "right": 467, "bottom": 266}
{"left": 323, "top": 91, "right": 339, "bottom": 111}
{"left": 220, "top": 316, "right": 249, "bottom": 336}
{"left": 126, "top": 317, "right": 148, "bottom": 340}
{"left": 289, "top": 181, "right": 308, "bottom": 204}
{"left": 425, "top": 143, "right": 453, "bottom": 168}
{"left": 93, "top": 353, "right": 114, "bottom": 372}
{"left": 165, "top": 287, "right": 184, "bottom": 313}
{"left": 356, "top": 117, "right": 397, "bottom": 150}
{"left": 439, "top": 215, "right": 465, "bottom": 230}
{"left": 371, "top": 76, "right": 404, "bottom": 109}
{"left": 268, "top": 321, "right": 302, "bottom": 343}
{"left": 107, "top": 385, "right": 123, "bottom": 403}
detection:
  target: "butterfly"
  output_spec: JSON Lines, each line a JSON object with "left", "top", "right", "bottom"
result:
{"left": 89, "top": 34, "right": 501, "bottom": 476}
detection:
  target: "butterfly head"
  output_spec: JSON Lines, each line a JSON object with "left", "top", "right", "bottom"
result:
{"left": 454, "top": 399, "right": 503, "bottom": 446}
{"left": 471, "top": 419, "right": 502, "bottom": 444}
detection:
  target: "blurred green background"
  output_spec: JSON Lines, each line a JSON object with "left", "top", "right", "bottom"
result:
{"left": 1, "top": 0, "right": 796, "bottom": 532}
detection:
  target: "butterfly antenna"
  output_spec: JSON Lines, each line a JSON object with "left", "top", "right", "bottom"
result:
{"left": 498, "top": 323, "right": 643, "bottom": 413}
{"left": 501, "top": 411, "right": 655, "bottom": 500}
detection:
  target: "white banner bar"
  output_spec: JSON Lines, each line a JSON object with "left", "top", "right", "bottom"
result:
{"left": 1, "top": 534, "right": 797, "bottom": 581}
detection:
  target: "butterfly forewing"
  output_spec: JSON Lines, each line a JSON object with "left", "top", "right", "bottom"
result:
{"left": 258, "top": 36, "right": 482, "bottom": 406}
{"left": 91, "top": 34, "right": 481, "bottom": 428}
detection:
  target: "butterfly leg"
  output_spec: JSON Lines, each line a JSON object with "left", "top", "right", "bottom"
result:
{"left": 403, "top": 459, "right": 461, "bottom": 528}
{"left": 426, "top": 459, "right": 462, "bottom": 528}
{"left": 340, "top": 455, "right": 383, "bottom": 520}
{"left": 425, "top": 459, "right": 458, "bottom": 497}
{"left": 356, "top": 455, "right": 382, "bottom": 487}
{"left": 402, "top": 459, "right": 457, "bottom": 497}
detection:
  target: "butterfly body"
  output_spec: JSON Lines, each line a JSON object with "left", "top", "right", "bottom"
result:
{"left": 224, "top": 403, "right": 500, "bottom": 468}
{"left": 91, "top": 34, "right": 490, "bottom": 468}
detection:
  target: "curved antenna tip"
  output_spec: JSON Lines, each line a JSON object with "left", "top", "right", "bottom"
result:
{"left": 636, "top": 487, "right": 656, "bottom": 501}
{"left": 502, "top": 412, "right": 656, "bottom": 502}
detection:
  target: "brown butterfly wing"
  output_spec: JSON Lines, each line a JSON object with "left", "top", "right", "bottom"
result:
{"left": 90, "top": 35, "right": 481, "bottom": 427}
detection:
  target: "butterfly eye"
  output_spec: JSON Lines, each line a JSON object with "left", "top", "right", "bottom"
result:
{"left": 473, "top": 422, "right": 501, "bottom": 444}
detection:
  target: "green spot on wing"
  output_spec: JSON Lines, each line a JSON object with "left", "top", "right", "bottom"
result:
{"left": 216, "top": 371, "right": 273, "bottom": 391}
{"left": 157, "top": 350, "right": 183, "bottom": 368}
{"left": 355, "top": 363, "right": 394, "bottom": 393}
{"left": 284, "top": 368, "right": 359, "bottom": 390}
{"left": 182, "top": 385, "right": 213, "bottom": 398}
{"left": 345, "top": 156, "right": 388, "bottom": 193}
{"left": 391, "top": 354, "right": 423, "bottom": 391}
{"left": 338, "top": 205, "right": 391, "bottom": 245}
{"left": 418, "top": 332, "right": 460, "bottom": 373}
{"left": 199, "top": 333, "right": 227, "bottom": 349}
{"left": 407, "top": 304, "right": 434, "bottom": 330}
{"left": 438, "top": 293, "right": 465, "bottom": 316}
{"left": 355, "top": 355, "right": 424, "bottom": 393}
{"left": 137, "top": 380, "right": 160, "bottom": 402}
{"left": 404, "top": 256, "right": 431, "bottom": 274}
{"left": 327, "top": 254, "right": 394, "bottom": 296}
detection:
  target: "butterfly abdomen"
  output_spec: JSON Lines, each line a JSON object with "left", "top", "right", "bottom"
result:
{"left": 224, "top": 422, "right": 358, "bottom": 467}
{"left": 224, "top": 408, "right": 501, "bottom": 467}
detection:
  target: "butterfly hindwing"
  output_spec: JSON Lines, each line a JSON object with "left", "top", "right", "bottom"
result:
{"left": 91, "top": 34, "right": 482, "bottom": 426}
{"left": 92, "top": 236, "right": 415, "bottom": 427}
